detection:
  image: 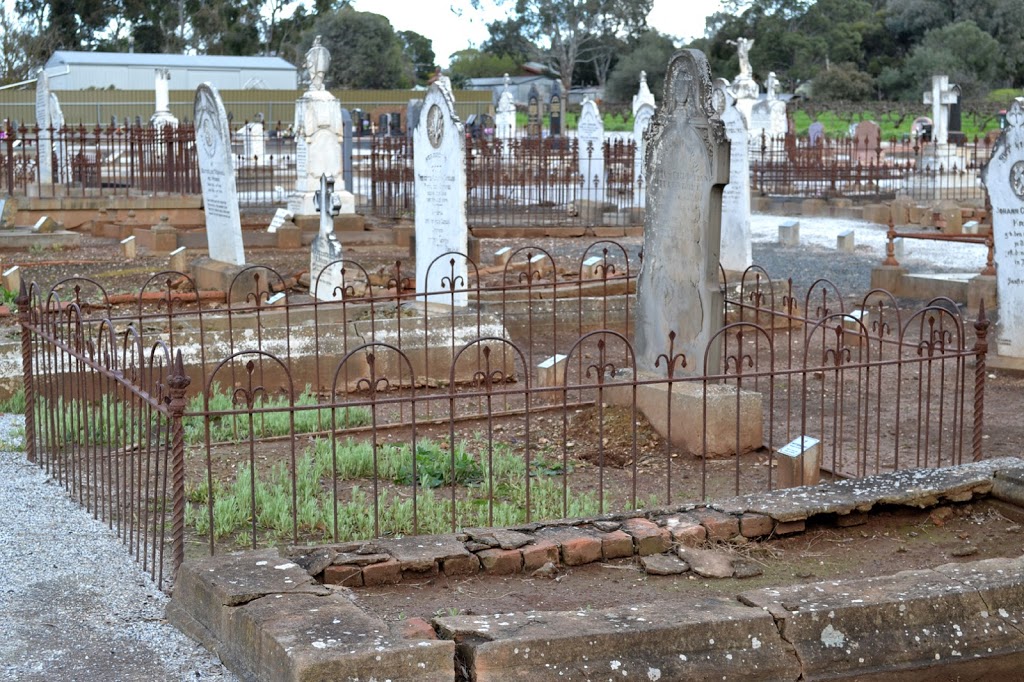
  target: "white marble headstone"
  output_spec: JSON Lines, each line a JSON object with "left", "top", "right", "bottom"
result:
{"left": 632, "top": 71, "right": 656, "bottom": 118}
{"left": 267, "top": 207, "right": 293, "bottom": 233}
{"left": 749, "top": 98, "right": 786, "bottom": 141}
{"left": 151, "top": 69, "right": 179, "bottom": 129}
{"left": 240, "top": 120, "right": 265, "bottom": 161}
{"left": 715, "top": 80, "right": 752, "bottom": 273}
{"left": 577, "top": 98, "right": 605, "bottom": 192}
{"left": 194, "top": 83, "right": 245, "bottom": 265}
{"left": 35, "top": 69, "right": 52, "bottom": 186}
{"left": 635, "top": 50, "right": 729, "bottom": 375}
{"left": 981, "top": 98, "right": 1024, "bottom": 359}
{"left": 414, "top": 78, "right": 468, "bottom": 307}
{"left": 633, "top": 103, "right": 655, "bottom": 206}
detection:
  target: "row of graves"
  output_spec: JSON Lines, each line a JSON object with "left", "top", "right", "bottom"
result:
{"left": 12, "top": 46, "right": 1022, "bottom": 591}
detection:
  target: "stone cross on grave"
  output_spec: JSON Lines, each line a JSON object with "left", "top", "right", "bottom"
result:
{"left": 314, "top": 172, "right": 342, "bottom": 238}
{"left": 923, "top": 75, "right": 960, "bottom": 146}
{"left": 310, "top": 172, "right": 345, "bottom": 301}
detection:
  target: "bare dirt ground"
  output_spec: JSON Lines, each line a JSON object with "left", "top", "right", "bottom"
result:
{"left": 352, "top": 500, "right": 1024, "bottom": 623}
{"left": 10, "top": 218, "right": 1024, "bottom": 623}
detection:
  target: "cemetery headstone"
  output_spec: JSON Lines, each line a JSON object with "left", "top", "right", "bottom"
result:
{"left": 310, "top": 174, "right": 345, "bottom": 301}
{"left": 923, "top": 75, "right": 959, "bottom": 147}
{"left": 48, "top": 92, "right": 66, "bottom": 183}
{"left": 808, "top": 121, "right": 825, "bottom": 146}
{"left": 980, "top": 98, "right": 1024, "bottom": 362}
{"left": 527, "top": 85, "right": 541, "bottom": 138}
{"left": 635, "top": 50, "right": 729, "bottom": 375}
{"left": 495, "top": 74, "right": 517, "bottom": 140}
{"left": 151, "top": 68, "right": 179, "bottom": 129}
{"left": 727, "top": 37, "right": 759, "bottom": 125}
{"left": 632, "top": 71, "right": 656, "bottom": 117}
{"left": 35, "top": 68, "right": 52, "bottom": 186}
{"left": 267, "top": 207, "right": 293, "bottom": 233}
{"left": 633, "top": 102, "right": 655, "bottom": 205}
{"left": 714, "top": 79, "right": 752, "bottom": 272}
{"left": 194, "top": 83, "right": 245, "bottom": 265}
{"left": 577, "top": 97, "right": 605, "bottom": 193}
{"left": 852, "top": 120, "right": 881, "bottom": 166}
{"left": 414, "top": 76, "right": 468, "bottom": 306}
{"left": 288, "top": 36, "right": 354, "bottom": 218}
{"left": 549, "top": 81, "right": 563, "bottom": 136}
{"left": 407, "top": 100, "right": 423, "bottom": 137}
{"left": 239, "top": 114, "right": 265, "bottom": 161}
{"left": 341, "top": 107, "right": 354, "bottom": 195}
{"left": 749, "top": 97, "right": 786, "bottom": 142}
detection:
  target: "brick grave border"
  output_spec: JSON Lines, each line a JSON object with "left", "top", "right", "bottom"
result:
{"left": 168, "top": 457, "right": 1024, "bottom": 681}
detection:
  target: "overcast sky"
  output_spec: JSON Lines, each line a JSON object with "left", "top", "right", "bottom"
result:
{"left": 358, "top": 0, "right": 727, "bottom": 67}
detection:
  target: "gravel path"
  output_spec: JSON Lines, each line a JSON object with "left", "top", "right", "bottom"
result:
{"left": 0, "top": 414, "right": 236, "bottom": 682}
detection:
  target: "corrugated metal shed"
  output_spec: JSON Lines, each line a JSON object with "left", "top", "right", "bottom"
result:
{"left": 44, "top": 51, "right": 298, "bottom": 91}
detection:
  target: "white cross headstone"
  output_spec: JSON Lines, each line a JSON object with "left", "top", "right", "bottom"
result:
{"left": 923, "top": 75, "right": 960, "bottom": 147}
{"left": 577, "top": 97, "right": 605, "bottom": 193}
{"left": 194, "top": 83, "right": 245, "bottom": 265}
{"left": 981, "top": 98, "right": 1024, "bottom": 361}
{"left": 635, "top": 50, "right": 729, "bottom": 375}
{"left": 310, "top": 173, "right": 344, "bottom": 301}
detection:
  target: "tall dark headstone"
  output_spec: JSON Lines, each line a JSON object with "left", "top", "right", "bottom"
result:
{"left": 549, "top": 83, "right": 562, "bottom": 137}
{"left": 527, "top": 84, "right": 541, "bottom": 138}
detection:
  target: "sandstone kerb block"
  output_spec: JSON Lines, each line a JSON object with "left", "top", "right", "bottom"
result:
{"left": 362, "top": 559, "right": 402, "bottom": 586}
{"left": 621, "top": 517, "right": 672, "bottom": 555}
{"left": 521, "top": 540, "right": 560, "bottom": 572}
{"left": 322, "top": 564, "right": 362, "bottom": 586}
{"left": 442, "top": 554, "right": 480, "bottom": 577}
{"left": 600, "top": 529, "right": 635, "bottom": 560}
{"left": 693, "top": 508, "right": 740, "bottom": 541}
{"left": 739, "top": 513, "right": 774, "bottom": 538}
{"left": 537, "top": 527, "right": 604, "bottom": 566}
{"left": 667, "top": 518, "right": 707, "bottom": 546}
{"left": 477, "top": 548, "right": 523, "bottom": 575}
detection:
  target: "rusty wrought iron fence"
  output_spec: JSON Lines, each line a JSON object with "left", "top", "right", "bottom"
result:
{"left": 15, "top": 244, "right": 988, "bottom": 589}
{"left": 1, "top": 121, "right": 301, "bottom": 206}
{"left": 748, "top": 131, "right": 995, "bottom": 204}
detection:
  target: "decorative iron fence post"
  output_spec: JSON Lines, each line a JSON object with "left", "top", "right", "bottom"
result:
{"left": 15, "top": 281, "right": 35, "bottom": 463}
{"left": 972, "top": 301, "right": 989, "bottom": 462}
{"left": 166, "top": 350, "right": 191, "bottom": 576}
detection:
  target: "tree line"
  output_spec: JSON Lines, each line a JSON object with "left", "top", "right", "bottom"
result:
{"left": 2, "top": 0, "right": 1021, "bottom": 104}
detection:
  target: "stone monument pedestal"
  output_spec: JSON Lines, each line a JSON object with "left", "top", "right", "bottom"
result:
{"left": 190, "top": 257, "right": 270, "bottom": 304}
{"left": 606, "top": 378, "right": 763, "bottom": 458}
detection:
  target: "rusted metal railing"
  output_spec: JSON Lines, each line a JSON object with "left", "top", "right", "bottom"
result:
{"left": 16, "top": 244, "right": 987, "bottom": 590}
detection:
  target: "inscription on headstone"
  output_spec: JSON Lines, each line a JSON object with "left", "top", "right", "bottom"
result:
{"left": 194, "top": 83, "right": 245, "bottom": 265}
{"left": 310, "top": 174, "right": 344, "bottom": 301}
{"left": 715, "top": 79, "right": 752, "bottom": 272}
{"left": 35, "top": 68, "right": 52, "bottom": 185}
{"left": 577, "top": 98, "right": 605, "bottom": 192}
{"left": 635, "top": 50, "right": 729, "bottom": 375}
{"left": 527, "top": 85, "right": 541, "bottom": 138}
{"left": 981, "top": 98, "right": 1024, "bottom": 359}
{"left": 414, "top": 77, "right": 468, "bottom": 306}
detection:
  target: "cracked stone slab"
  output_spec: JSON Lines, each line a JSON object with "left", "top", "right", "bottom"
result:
{"left": 376, "top": 534, "right": 474, "bottom": 572}
{"left": 712, "top": 458, "right": 1020, "bottom": 522}
{"left": 171, "top": 549, "right": 330, "bottom": 608}
{"left": 433, "top": 598, "right": 796, "bottom": 681}
{"left": 676, "top": 546, "right": 734, "bottom": 579}
{"left": 738, "top": 557, "right": 1024, "bottom": 681}
{"left": 464, "top": 528, "right": 534, "bottom": 550}
{"left": 640, "top": 553, "right": 690, "bottom": 575}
